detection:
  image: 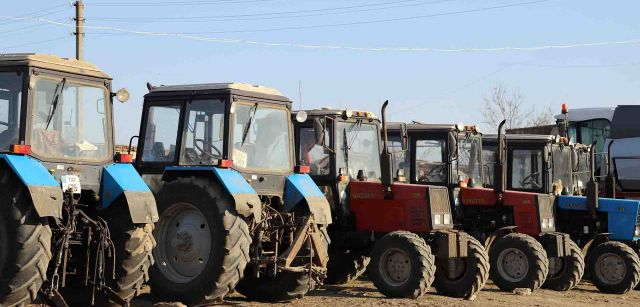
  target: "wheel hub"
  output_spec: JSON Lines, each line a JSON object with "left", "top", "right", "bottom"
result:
{"left": 379, "top": 248, "right": 412, "bottom": 286}
{"left": 595, "top": 253, "right": 626, "bottom": 285}
{"left": 155, "top": 203, "right": 212, "bottom": 283}
{"left": 496, "top": 247, "right": 529, "bottom": 282}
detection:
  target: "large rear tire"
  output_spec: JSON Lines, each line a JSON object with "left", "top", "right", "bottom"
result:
{"left": 588, "top": 241, "right": 640, "bottom": 294}
{"left": 324, "top": 247, "right": 369, "bottom": 285}
{"left": 489, "top": 233, "right": 548, "bottom": 292}
{"left": 368, "top": 231, "right": 435, "bottom": 298}
{"left": 543, "top": 238, "right": 584, "bottom": 291}
{"left": 149, "top": 177, "right": 251, "bottom": 305}
{"left": 433, "top": 235, "right": 489, "bottom": 298}
{"left": 0, "top": 185, "right": 52, "bottom": 307}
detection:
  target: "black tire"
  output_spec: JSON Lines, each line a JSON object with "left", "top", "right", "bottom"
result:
{"left": 149, "top": 177, "right": 251, "bottom": 305}
{"left": 324, "top": 247, "right": 370, "bottom": 285}
{"left": 236, "top": 226, "right": 330, "bottom": 302}
{"left": 101, "top": 204, "right": 157, "bottom": 303}
{"left": 433, "top": 235, "right": 489, "bottom": 299}
{"left": 0, "top": 183, "right": 52, "bottom": 307}
{"left": 489, "top": 233, "right": 548, "bottom": 292}
{"left": 543, "top": 238, "right": 585, "bottom": 291}
{"left": 368, "top": 231, "right": 435, "bottom": 298}
{"left": 588, "top": 241, "right": 640, "bottom": 294}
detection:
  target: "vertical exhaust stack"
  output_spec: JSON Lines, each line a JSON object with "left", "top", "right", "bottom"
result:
{"left": 380, "top": 101, "right": 394, "bottom": 198}
{"left": 494, "top": 120, "right": 507, "bottom": 201}
{"left": 605, "top": 140, "right": 616, "bottom": 198}
{"left": 586, "top": 141, "right": 599, "bottom": 215}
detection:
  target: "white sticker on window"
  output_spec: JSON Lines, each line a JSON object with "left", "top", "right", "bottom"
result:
{"left": 234, "top": 149, "right": 248, "bottom": 168}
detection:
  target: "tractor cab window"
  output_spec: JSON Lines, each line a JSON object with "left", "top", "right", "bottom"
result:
{"left": 510, "top": 149, "right": 543, "bottom": 191}
{"left": 298, "top": 127, "right": 330, "bottom": 176}
{"left": 232, "top": 103, "right": 292, "bottom": 171}
{"left": 181, "top": 99, "right": 225, "bottom": 165}
{"left": 389, "top": 135, "right": 409, "bottom": 180}
{"left": 0, "top": 72, "right": 22, "bottom": 152}
{"left": 552, "top": 146, "right": 572, "bottom": 194}
{"left": 30, "top": 77, "right": 110, "bottom": 162}
{"left": 336, "top": 121, "right": 381, "bottom": 180}
{"left": 415, "top": 139, "right": 446, "bottom": 184}
{"left": 142, "top": 104, "right": 181, "bottom": 162}
{"left": 573, "top": 147, "right": 591, "bottom": 195}
{"left": 456, "top": 134, "right": 482, "bottom": 186}
{"left": 482, "top": 145, "right": 498, "bottom": 187}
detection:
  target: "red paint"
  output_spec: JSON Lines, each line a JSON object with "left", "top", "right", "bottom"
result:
{"left": 459, "top": 187, "right": 498, "bottom": 206}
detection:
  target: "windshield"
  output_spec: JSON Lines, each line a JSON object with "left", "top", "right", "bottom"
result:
{"left": 573, "top": 147, "right": 591, "bottom": 195}
{"left": 552, "top": 145, "right": 572, "bottom": 194}
{"left": 181, "top": 99, "right": 225, "bottom": 165}
{"left": 0, "top": 72, "right": 22, "bottom": 152}
{"left": 232, "top": 103, "right": 292, "bottom": 171}
{"left": 456, "top": 134, "right": 482, "bottom": 186}
{"left": 30, "top": 77, "right": 110, "bottom": 162}
{"left": 415, "top": 139, "right": 446, "bottom": 184}
{"left": 510, "top": 149, "right": 543, "bottom": 191}
{"left": 336, "top": 120, "right": 381, "bottom": 180}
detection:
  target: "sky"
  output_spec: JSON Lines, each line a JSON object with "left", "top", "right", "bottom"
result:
{"left": 1, "top": 0, "right": 639, "bottom": 144}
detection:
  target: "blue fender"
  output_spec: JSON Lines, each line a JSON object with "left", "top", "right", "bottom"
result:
{"left": 163, "top": 166, "right": 262, "bottom": 222}
{"left": 557, "top": 195, "right": 640, "bottom": 241}
{"left": 0, "top": 154, "right": 63, "bottom": 218}
{"left": 101, "top": 163, "right": 159, "bottom": 224}
{"left": 284, "top": 173, "right": 332, "bottom": 225}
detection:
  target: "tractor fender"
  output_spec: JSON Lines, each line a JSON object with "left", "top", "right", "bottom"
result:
{"left": 162, "top": 166, "right": 262, "bottom": 222}
{"left": 284, "top": 173, "right": 332, "bottom": 225}
{"left": 484, "top": 226, "right": 517, "bottom": 251}
{"left": 100, "top": 163, "right": 159, "bottom": 224}
{"left": 582, "top": 233, "right": 612, "bottom": 257}
{"left": 0, "top": 154, "right": 62, "bottom": 218}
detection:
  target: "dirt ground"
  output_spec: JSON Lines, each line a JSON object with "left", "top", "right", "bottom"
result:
{"left": 129, "top": 279, "right": 640, "bottom": 307}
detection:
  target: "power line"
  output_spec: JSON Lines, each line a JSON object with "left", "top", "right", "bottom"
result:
{"left": 85, "top": 0, "right": 278, "bottom": 7}
{"left": 0, "top": 35, "right": 69, "bottom": 50}
{"left": 0, "top": 4, "right": 68, "bottom": 26}
{"left": 86, "top": 0, "right": 456, "bottom": 22}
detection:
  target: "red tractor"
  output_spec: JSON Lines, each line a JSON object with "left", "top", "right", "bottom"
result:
{"left": 387, "top": 120, "right": 585, "bottom": 293}
{"left": 293, "top": 102, "right": 489, "bottom": 299}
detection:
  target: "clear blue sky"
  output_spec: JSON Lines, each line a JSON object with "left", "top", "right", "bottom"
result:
{"left": 2, "top": 0, "right": 639, "bottom": 143}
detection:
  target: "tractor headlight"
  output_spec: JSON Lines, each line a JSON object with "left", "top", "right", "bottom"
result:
{"left": 443, "top": 213, "right": 451, "bottom": 225}
{"left": 434, "top": 214, "right": 442, "bottom": 225}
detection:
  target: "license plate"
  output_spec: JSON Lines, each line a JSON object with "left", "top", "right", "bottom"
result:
{"left": 61, "top": 175, "right": 81, "bottom": 194}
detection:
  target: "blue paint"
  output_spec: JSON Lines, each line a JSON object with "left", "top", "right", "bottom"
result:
{"left": 163, "top": 166, "right": 257, "bottom": 196}
{"left": 0, "top": 154, "right": 58, "bottom": 187}
{"left": 101, "top": 163, "right": 152, "bottom": 208}
{"left": 557, "top": 195, "right": 640, "bottom": 241}
{"left": 284, "top": 173, "right": 326, "bottom": 211}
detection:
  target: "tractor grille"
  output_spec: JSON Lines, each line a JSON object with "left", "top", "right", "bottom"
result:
{"left": 428, "top": 186, "right": 451, "bottom": 215}
{"left": 537, "top": 194, "right": 556, "bottom": 231}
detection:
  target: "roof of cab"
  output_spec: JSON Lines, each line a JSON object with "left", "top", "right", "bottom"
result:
{"left": 388, "top": 122, "right": 459, "bottom": 133}
{"left": 146, "top": 82, "right": 291, "bottom": 103}
{"left": 295, "top": 107, "right": 379, "bottom": 119}
{"left": 482, "top": 133, "right": 557, "bottom": 143}
{"left": 0, "top": 53, "right": 110, "bottom": 79}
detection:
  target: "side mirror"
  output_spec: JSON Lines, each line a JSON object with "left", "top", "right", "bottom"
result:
{"left": 313, "top": 117, "right": 325, "bottom": 146}
{"left": 115, "top": 88, "right": 130, "bottom": 103}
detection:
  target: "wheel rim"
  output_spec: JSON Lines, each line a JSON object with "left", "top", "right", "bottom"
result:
{"left": 154, "top": 202, "right": 212, "bottom": 283}
{"left": 0, "top": 213, "right": 7, "bottom": 275}
{"left": 548, "top": 257, "right": 565, "bottom": 278}
{"left": 496, "top": 247, "right": 529, "bottom": 282}
{"left": 595, "top": 252, "right": 626, "bottom": 285}
{"left": 378, "top": 248, "right": 412, "bottom": 287}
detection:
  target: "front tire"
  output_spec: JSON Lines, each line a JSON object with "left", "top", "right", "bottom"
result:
{"left": 588, "top": 241, "right": 640, "bottom": 294}
{"left": 433, "top": 236, "right": 489, "bottom": 298}
{"left": 368, "top": 231, "right": 435, "bottom": 298}
{"left": 325, "top": 247, "right": 370, "bottom": 285}
{"left": 149, "top": 177, "right": 251, "bottom": 305}
{"left": 543, "top": 238, "right": 584, "bottom": 291}
{"left": 489, "top": 233, "right": 548, "bottom": 292}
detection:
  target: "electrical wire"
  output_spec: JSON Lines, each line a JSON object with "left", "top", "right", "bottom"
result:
{"left": 0, "top": 4, "right": 68, "bottom": 27}
{"left": 85, "top": 0, "right": 278, "bottom": 7}
{"left": 0, "top": 35, "right": 69, "bottom": 50}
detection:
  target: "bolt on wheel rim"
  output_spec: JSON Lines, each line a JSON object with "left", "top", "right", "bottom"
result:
{"left": 548, "top": 257, "right": 565, "bottom": 277}
{"left": 496, "top": 247, "right": 529, "bottom": 282}
{"left": 0, "top": 213, "right": 7, "bottom": 275}
{"left": 155, "top": 202, "right": 212, "bottom": 283}
{"left": 379, "top": 248, "right": 412, "bottom": 286}
{"left": 595, "top": 252, "right": 626, "bottom": 285}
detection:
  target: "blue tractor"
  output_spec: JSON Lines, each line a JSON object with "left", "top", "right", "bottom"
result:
{"left": 0, "top": 54, "right": 158, "bottom": 306}
{"left": 133, "top": 83, "right": 331, "bottom": 304}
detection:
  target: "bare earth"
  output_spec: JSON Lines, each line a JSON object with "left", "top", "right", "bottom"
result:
{"left": 129, "top": 280, "right": 640, "bottom": 307}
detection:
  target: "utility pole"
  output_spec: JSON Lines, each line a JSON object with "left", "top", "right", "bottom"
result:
{"left": 74, "top": 0, "right": 84, "bottom": 61}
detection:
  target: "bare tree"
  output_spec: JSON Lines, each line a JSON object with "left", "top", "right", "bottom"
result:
{"left": 481, "top": 84, "right": 554, "bottom": 132}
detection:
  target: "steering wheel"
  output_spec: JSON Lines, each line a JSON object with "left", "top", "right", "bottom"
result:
{"left": 194, "top": 139, "right": 222, "bottom": 158}
{"left": 520, "top": 172, "right": 542, "bottom": 189}
{"left": 418, "top": 163, "right": 446, "bottom": 182}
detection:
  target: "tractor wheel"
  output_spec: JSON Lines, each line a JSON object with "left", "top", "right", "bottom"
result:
{"left": 489, "top": 233, "right": 548, "bottom": 292}
{"left": 433, "top": 235, "right": 489, "bottom": 299}
{"left": 325, "top": 247, "right": 370, "bottom": 285}
{"left": 368, "top": 231, "right": 435, "bottom": 298}
{"left": 0, "top": 186, "right": 52, "bottom": 307}
{"left": 100, "top": 203, "right": 157, "bottom": 304}
{"left": 149, "top": 177, "right": 251, "bottom": 305}
{"left": 236, "top": 226, "right": 330, "bottom": 302}
{"left": 588, "top": 241, "right": 640, "bottom": 294}
{"left": 543, "top": 238, "right": 584, "bottom": 291}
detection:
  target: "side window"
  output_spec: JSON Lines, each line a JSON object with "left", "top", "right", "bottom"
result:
{"left": 299, "top": 127, "right": 330, "bottom": 175}
{"left": 388, "top": 135, "right": 409, "bottom": 179}
{"left": 415, "top": 139, "right": 446, "bottom": 184}
{"left": 142, "top": 105, "right": 181, "bottom": 162}
{"left": 0, "top": 72, "right": 22, "bottom": 151}
{"left": 482, "top": 146, "right": 497, "bottom": 187}
{"left": 181, "top": 99, "right": 225, "bottom": 165}
{"left": 510, "top": 149, "right": 543, "bottom": 190}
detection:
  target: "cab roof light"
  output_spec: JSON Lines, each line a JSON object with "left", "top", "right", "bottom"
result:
{"left": 218, "top": 159, "right": 233, "bottom": 168}
{"left": 561, "top": 103, "right": 568, "bottom": 114}
{"left": 10, "top": 144, "right": 31, "bottom": 155}
{"left": 295, "top": 165, "right": 311, "bottom": 174}
{"left": 115, "top": 153, "right": 133, "bottom": 163}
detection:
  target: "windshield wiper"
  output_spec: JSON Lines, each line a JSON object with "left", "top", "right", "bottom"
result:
{"left": 241, "top": 103, "right": 258, "bottom": 146}
{"left": 45, "top": 78, "right": 66, "bottom": 129}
